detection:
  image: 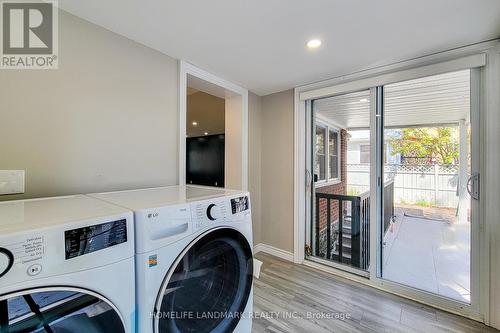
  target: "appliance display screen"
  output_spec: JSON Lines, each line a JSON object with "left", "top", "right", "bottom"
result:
{"left": 65, "top": 219, "right": 127, "bottom": 260}
{"left": 231, "top": 196, "right": 249, "bottom": 214}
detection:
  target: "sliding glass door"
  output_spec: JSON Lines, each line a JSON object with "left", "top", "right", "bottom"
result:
{"left": 306, "top": 90, "right": 372, "bottom": 276}
{"left": 303, "top": 67, "right": 481, "bottom": 311}
{"left": 379, "top": 69, "right": 478, "bottom": 304}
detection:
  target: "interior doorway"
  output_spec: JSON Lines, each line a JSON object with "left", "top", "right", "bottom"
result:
{"left": 179, "top": 61, "right": 249, "bottom": 191}
{"left": 186, "top": 87, "right": 226, "bottom": 187}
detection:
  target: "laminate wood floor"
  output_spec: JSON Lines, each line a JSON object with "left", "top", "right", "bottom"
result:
{"left": 252, "top": 252, "right": 498, "bottom": 333}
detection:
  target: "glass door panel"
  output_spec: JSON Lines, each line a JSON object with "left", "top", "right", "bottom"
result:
{"left": 380, "top": 70, "right": 473, "bottom": 303}
{"left": 154, "top": 229, "right": 253, "bottom": 333}
{"left": 0, "top": 288, "right": 125, "bottom": 332}
{"left": 306, "top": 90, "right": 372, "bottom": 274}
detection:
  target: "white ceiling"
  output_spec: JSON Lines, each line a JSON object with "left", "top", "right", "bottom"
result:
{"left": 59, "top": 1, "right": 500, "bottom": 96}
{"left": 315, "top": 70, "right": 470, "bottom": 128}
{"left": 187, "top": 91, "right": 225, "bottom": 137}
{"left": 187, "top": 75, "right": 227, "bottom": 99}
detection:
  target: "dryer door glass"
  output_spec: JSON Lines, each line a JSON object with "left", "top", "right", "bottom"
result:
{"left": 0, "top": 288, "right": 125, "bottom": 333}
{"left": 155, "top": 229, "right": 253, "bottom": 333}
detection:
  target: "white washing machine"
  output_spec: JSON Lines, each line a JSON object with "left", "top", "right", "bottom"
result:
{"left": 89, "top": 185, "right": 254, "bottom": 333}
{"left": 0, "top": 195, "right": 136, "bottom": 333}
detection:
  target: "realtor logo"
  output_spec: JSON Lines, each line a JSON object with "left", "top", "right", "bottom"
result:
{"left": 1, "top": 0, "right": 58, "bottom": 69}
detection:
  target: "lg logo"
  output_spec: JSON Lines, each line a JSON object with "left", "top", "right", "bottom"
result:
{"left": 1, "top": 0, "right": 58, "bottom": 69}
{"left": 147, "top": 212, "right": 159, "bottom": 219}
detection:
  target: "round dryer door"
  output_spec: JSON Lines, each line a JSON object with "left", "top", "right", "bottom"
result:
{"left": 154, "top": 228, "right": 253, "bottom": 333}
{"left": 0, "top": 287, "right": 126, "bottom": 333}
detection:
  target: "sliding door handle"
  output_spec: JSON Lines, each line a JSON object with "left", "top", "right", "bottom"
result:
{"left": 306, "top": 170, "right": 312, "bottom": 191}
{"left": 467, "top": 173, "right": 480, "bottom": 200}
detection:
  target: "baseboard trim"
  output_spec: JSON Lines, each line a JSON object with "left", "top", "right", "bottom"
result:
{"left": 253, "top": 243, "right": 294, "bottom": 262}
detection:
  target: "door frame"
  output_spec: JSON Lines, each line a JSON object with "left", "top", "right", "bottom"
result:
{"left": 179, "top": 60, "right": 249, "bottom": 190}
{"left": 293, "top": 41, "right": 497, "bottom": 322}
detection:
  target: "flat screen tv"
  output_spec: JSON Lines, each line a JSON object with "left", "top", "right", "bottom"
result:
{"left": 186, "top": 134, "right": 224, "bottom": 187}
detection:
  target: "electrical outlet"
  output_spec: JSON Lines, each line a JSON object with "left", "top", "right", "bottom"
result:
{"left": 0, "top": 170, "right": 25, "bottom": 195}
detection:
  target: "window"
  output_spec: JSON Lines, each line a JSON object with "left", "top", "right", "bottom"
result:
{"left": 329, "top": 129, "right": 339, "bottom": 179}
{"left": 315, "top": 126, "right": 326, "bottom": 181}
{"left": 315, "top": 122, "right": 340, "bottom": 183}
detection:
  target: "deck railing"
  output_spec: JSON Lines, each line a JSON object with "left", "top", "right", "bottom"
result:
{"left": 314, "top": 180, "right": 394, "bottom": 271}
{"left": 383, "top": 180, "right": 395, "bottom": 234}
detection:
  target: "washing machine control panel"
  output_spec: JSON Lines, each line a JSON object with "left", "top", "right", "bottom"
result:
{"left": 206, "top": 204, "right": 217, "bottom": 221}
{"left": 65, "top": 219, "right": 128, "bottom": 260}
{"left": 192, "top": 199, "right": 229, "bottom": 230}
{"left": 191, "top": 195, "right": 251, "bottom": 231}
{"left": 230, "top": 196, "right": 249, "bottom": 214}
{"left": 0, "top": 234, "right": 46, "bottom": 283}
{"left": 0, "top": 213, "right": 133, "bottom": 287}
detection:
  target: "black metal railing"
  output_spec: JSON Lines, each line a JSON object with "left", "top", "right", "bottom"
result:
{"left": 313, "top": 180, "right": 394, "bottom": 272}
{"left": 315, "top": 192, "right": 366, "bottom": 269}
{"left": 359, "top": 190, "right": 370, "bottom": 270}
{"left": 383, "top": 180, "right": 395, "bottom": 234}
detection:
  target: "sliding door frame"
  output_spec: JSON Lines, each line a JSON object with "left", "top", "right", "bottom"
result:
{"left": 372, "top": 68, "right": 481, "bottom": 315}
{"left": 293, "top": 42, "right": 497, "bottom": 322}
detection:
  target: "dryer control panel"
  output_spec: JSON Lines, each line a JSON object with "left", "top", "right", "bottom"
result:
{"left": 0, "top": 247, "right": 14, "bottom": 278}
{"left": 231, "top": 196, "right": 249, "bottom": 214}
{"left": 191, "top": 194, "right": 251, "bottom": 232}
{"left": 0, "top": 214, "right": 133, "bottom": 288}
{"left": 192, "top": 198, "right": 228, "bottom": 230}
{"left": 65, "top": 219, "right": 128, "bottom": 260}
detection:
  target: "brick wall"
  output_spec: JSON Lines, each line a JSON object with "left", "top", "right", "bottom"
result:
{"left": 314, "top": 129, "right": 348, "bottom": 256}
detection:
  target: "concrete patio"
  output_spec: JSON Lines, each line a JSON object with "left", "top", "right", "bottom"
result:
{"left": 382, "top": 206, "right": 471, "bottom": 303}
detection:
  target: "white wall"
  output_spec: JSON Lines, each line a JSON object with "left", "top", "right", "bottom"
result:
{"left": 260, "top": 89, "right": 295, "bottom": 252}
{"left": 224, "top": 95, "right": 243, "bottom": 190}
{"left": 248, "top": 92, "right": 263, "bottom": 244}
{"left": 0, "top": 11, "right": 179, "bottom": 200}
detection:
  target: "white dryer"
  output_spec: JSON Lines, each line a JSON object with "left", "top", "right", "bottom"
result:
{"left": 0, "top": 195, "right": 136, "bottom": 333}
{"left": 89, "top": 185, "right": 254, "bottom": 333}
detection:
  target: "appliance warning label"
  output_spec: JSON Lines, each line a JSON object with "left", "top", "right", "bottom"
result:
{"left": 148, "top": 254, "right": 157, "bottom": 267}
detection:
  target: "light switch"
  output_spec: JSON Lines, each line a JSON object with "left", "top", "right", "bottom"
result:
{"left": 0, "top": 170, "right": 25, "bottom": 195}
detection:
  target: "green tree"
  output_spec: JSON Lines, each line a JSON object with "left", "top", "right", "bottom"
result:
{"left": 389, "top": 127, "right": 459, "bottom": 165}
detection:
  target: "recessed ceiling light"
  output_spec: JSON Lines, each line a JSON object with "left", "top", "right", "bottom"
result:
{"left": 204, "top": 132, "right": 208, "bottom": 136}
{"left": 359, "top": 98, "right": 368, "bottom": 103}
{"left": 306, "top": 39, "right": 322, "bottom": 49}
{"left": 192, "top": 121, "right": 198, "bottom": 126}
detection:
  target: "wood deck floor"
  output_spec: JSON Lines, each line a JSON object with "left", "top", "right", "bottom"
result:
{"left": 252, "top": 252, "right": 498, "bottom": 333}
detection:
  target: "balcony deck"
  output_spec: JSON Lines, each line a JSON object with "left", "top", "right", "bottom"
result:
{"left": 312, "top": 183, "right": 470, "bottom": 303}
{"left": 382, "top": 206, "right": 470, "bottom": 303}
